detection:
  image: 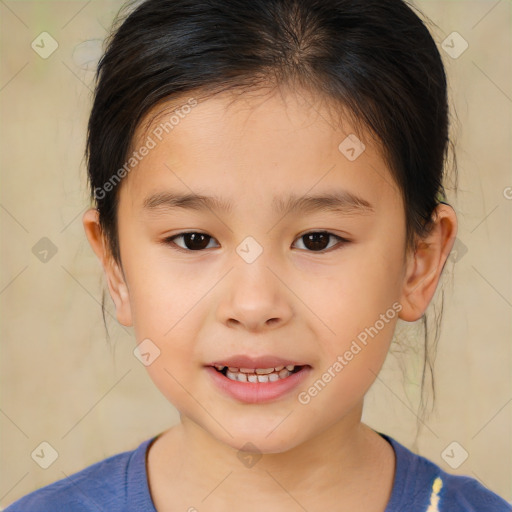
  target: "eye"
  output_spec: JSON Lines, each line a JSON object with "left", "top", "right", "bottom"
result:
{"left": 164, "top": 232, "right": 219, "bottom": 252}
{"left": 163, "top": 231, "right": 349, "bottom": 253}
{"left": 292, "top": 231, "right": 349, "bottom": 252}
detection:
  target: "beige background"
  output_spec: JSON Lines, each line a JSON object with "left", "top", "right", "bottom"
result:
{"left": 1, "top": 0, "right": 511, "bottom": 508}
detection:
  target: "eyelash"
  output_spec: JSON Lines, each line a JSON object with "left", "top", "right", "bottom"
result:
{"left": 162, "top": 231, "right": 350, "bottom": 254}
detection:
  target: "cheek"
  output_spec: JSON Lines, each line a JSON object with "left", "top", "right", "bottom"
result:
{"left": 296, "top": 299, "right": 400, "bottom": 424}
{"left": 123, "top": 248, "right": 216, "bottom": 399}
{"left": 296, "top": 245, "right": 402, "bottom": 398}
{"left": 300, "top": 243, "right": 404, "bottom": 341}
{"left": 123, "top": 244, "right": 208, "bottom": 338}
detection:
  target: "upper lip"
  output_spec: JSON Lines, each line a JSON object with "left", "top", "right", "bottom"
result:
{"left": 208, "top": 355, "right": 308, "bottom": 369}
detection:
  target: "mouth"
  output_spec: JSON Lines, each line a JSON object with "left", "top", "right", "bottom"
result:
{"left": 212, "top": 364, "right": 305, "bottom": 383}
{"left": 205, "top": 358, "right": 312, "bottom": 403}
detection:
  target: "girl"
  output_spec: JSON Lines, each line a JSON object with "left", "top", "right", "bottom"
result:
{"left": 5, "top": 0, "right": 510, "bottom": 510}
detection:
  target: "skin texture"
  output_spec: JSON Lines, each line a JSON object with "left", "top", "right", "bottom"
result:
{"left": 83, "top": 86, "right": 457, "bottom": 511}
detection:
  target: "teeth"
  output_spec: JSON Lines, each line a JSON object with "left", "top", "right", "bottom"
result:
{"left": 255, "top": 368, "right": 274, "bottom": 375}
{"left": 279, "top": 368, "right": 290, "bottom": 378}
{"left": 223, "top": 367, "right": 296, "bottom": 382}
{"left": 219, "top": 365, "right": 298, "bottom": 374}
{"left": 214, "top": 363, "right": 304, "bottom": 383}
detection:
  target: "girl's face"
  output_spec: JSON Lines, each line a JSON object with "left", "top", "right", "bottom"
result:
{"left": 92, "top": 87, "right": 429, "bottom": 452}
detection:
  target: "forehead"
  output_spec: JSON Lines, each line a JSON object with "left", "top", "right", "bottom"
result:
{"left": 122, "top": 87, "right": 400, "bottom": 212}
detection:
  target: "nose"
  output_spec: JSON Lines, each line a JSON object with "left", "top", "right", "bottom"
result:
{"left": 216, "top": 259, "right": 294, "bottom": 333}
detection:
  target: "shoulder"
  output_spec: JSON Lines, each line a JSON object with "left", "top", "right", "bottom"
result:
{"left": 382, "top": 433, "right": 512, "bottom": 512}
{"left": 3, "top": 437, "right": 156, "bottom": 512}
{"left": 440, "top": 474, "right": 512, "bottom": 511}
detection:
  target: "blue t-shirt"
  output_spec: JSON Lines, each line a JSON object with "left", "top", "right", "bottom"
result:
{"left": 4, "top": 432, "right": 511, "bottom": 511}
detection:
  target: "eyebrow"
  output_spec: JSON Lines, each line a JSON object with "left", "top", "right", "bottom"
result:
{"left": 143, "top": 189, "right": 375, "bottom": 216}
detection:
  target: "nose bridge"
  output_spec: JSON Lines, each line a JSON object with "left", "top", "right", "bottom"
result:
{"left": 216, "top": 239, "right": 293, "bottom": 331}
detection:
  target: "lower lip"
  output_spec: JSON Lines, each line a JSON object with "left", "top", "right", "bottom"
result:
{"left": 205, "top": 366, "right": 312, "bottom": 404}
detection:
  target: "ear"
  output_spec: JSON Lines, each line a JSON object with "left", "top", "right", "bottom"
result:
{"left": 398, "top": 204, "right": 457, "bottom": 322}
{"left": 82, "top": 208, "right": 133, "bottom": 327}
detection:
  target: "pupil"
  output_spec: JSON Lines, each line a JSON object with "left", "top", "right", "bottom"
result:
{"left": 304, "top": 233, "right": 329, "bottom": 251}
{"left": 185, "top": 233, "right": 210, "bottom": 250}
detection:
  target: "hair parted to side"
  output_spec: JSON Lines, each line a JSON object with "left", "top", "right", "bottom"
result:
{"left": 85, "top": 0, "right": 458, "bottom": 424}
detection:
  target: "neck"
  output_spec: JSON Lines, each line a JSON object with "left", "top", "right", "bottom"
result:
{"left": 148, "top": 402, "right": 395, "bottom": 511}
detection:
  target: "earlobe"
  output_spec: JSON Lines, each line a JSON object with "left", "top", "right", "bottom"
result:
{"left": 398, "top": 204, "right": 458, "bottom": 322}
{"left": 82, "top": 208, "right": 133, "bottom": 327}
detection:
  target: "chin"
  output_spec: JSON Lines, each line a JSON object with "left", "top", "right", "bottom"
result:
{"left": 209, "top": 417, "right": 308, "bottom": 455}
